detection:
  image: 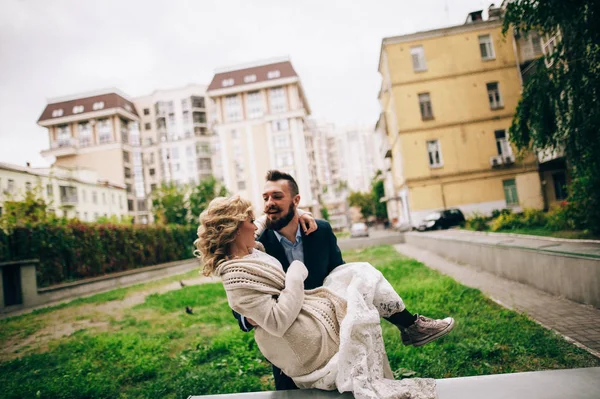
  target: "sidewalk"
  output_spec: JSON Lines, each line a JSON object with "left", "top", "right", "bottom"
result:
{"left": 394, "top": 243, "right": 600, "bottom": 357}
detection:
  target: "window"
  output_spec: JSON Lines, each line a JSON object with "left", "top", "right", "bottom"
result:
{"left": 150, "top": 183, "right": 157, "bottom": 192}
{"left": 552, "top": 172, "right": 567, "bottom": 200}
{"left": 57, "top": 125, "right": 70, "bottom": 146}
{"left": 246, "top": 91, "right": 264, "bottom": 118}
{"left": 225, "top": 95, "right": 242, "bottom": 122}
{"left": 171, "top": 147, "right": 179, "bottom": 159}
{"left": 52, "top": 109, "right": 64, "bottom": 117}
{"left": 144, "top": 122, "right": 151, "bottom": 130}
{"left": 94, "top": 212, "right": 99, "bottom": 220}
{"left": 149, "top": 152, "right": 155, "bottom": 164}
{"left": 503, "top": 179, "right": 519, "bottom": 206}
{"left": 479, "top": 34, "right": 495, "bottom": 60}
{"left": 494, "top": 130, "right": 511, "bottom": 156}
{"left": 126, "top": 183, "right": 132, "bottom": 193}
{"left": 143, "top": 108, "right": 150, "bottom": 115}
{"left": 7, "top": 179, "right": 14, "bottom": 193}
{"left": 25, "top": 182, "right": 32, "bottom": 192}
{"left": 276, "top": 153, "right": 293, "bottom": 168}
{"left": 222, "top": 78, "right": 234, "bottom": 87}
{"left": 196, "top": 142, "right": 211, "bottom": 155}
{"left": 92, "top": 101, "right": 104, "bottom": 110}
{"left": 267, "top": 70, "right": 281, "bottom": 79}
{"left": 92, "top": 191, "right": 98, "bottom": 204}
{"left": 269, "top": 87, "right": 286, "bottom": 113}
{"left": 82, "top": 189, "right": 87, "bottom": 202}
{"left": 418, "top": 93, "right": 434, "bottom": 120}
{"left": 84, "top": 212, "right": 88, "bottom": 221}
{"left": 72, "top": 105, "right": 84, "bottom": 114}
{"left": 102, "top": 192, "right": 106, "bottom": 204}
{"left": 128, "top": 199, "right": 134, "bottom": 211}
{"left": 272, "top": 119, "right": 289, "bottom": 132}
{"left": 149, "top": 168, "right": 155, "bottom": 176}
{"left": 244, "top": 74, "right": 257, "bottom": 83}
{"left": 197, "top": 158, "right": 212, "bottom": 171}
{"left": 78, "top": 122, "right": 92, "bottom": 147}
{"left": 427, "top": 140, "right": 443, "bottom": 168}
{"left": 123, "top": 151, "right": 130, "bottom": 163}
{"left": 97, "top": 118, "right": 112, "bottom": 143}
{"left": 124, "top": 167, "right": 131, "bottom": 178}
{"left": 112, "top": 193, "right": 115, "bottom": 204}
{"left": 192, "top": 96, "right": 205, "bottom": 108}
{"left": 410, "top": 45, "right": 427, "bottom": 71}
{"left": 137, "top": 199, "right": 147, "bottom": 212}
{"left": 487, "top": 82, "right": 503, "bottom": 109}
{"left": 274, "top": 134, "right": 291, "bottom": 149}
{"left": 46, "top": 183, "right": 53, "bottom": 197}
{"left": 237, "top": 181, "right": 246, "bottom": 190}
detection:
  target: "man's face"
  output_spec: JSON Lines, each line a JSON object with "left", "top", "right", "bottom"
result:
{"left": 262, "top": 180, "right": 300, "bottom": 231}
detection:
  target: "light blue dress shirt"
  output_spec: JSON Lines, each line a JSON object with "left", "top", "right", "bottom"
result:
{"left": 273, "top": 224, "right": 304, "bottom": 264}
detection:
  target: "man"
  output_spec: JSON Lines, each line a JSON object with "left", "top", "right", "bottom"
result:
{"left": 234, "top": 170, "right": 454, "bottom": 390}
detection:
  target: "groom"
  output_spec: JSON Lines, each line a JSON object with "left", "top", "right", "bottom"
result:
{"left": 234, "top": 169, "right": 344, "bottom": 390}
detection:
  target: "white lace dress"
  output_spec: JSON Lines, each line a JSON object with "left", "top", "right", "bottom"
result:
{"left": 247, "top": 250, "right": 438, "bottom": 399}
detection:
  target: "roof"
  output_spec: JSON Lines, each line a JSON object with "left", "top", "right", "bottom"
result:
{"left": 207, "top": 60, "right": 298, "bottom": 92}
{"left": 38, "top": 92, "right": 138, "bottom": 123}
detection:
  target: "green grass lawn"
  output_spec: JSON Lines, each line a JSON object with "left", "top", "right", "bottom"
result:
{"left": 1, "top": 246, "right": 598, "bottom": 398}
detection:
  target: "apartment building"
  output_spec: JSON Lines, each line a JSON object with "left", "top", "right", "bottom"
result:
{"left": 378, "top": 8, "right": 544, "bottom": 226}
{"left": 133, "top": 84, "right": 220, "bottom": 194}
{"left": 207, "top": 58, "right": 319, "bottom": 214}
{"left": 0, "top": 162, "right": 127, "bottom": 222}
{"left": 37, "top": 89, "right": 150, "bottom": 223}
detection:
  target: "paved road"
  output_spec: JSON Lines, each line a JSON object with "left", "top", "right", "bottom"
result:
{"left": 421, "top": 229, "right": 600, "bottom": 259}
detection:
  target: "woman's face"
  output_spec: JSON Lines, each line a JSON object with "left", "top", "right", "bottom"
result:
{"left": 234, "top": 214, "right": 257, "bottom": 250}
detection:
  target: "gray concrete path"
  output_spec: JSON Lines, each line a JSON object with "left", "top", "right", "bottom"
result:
{"left": 428, "top": 229, "right": 600, "bottom": 259}
{"left": 394, "top": 243, "right": 600, "bottom": 357}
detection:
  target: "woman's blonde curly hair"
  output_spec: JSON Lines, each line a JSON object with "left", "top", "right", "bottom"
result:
{"left": 194, "top": 195, "right": 254, "bottom": 276}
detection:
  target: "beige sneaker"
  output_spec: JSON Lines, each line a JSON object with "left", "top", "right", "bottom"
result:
{"left": 403, "top": 315, "right": 455, "bottom": 347}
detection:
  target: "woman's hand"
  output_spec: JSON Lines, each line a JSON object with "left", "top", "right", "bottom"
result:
{"left": 299, "top": 212, "right": 317, "bottom": 235}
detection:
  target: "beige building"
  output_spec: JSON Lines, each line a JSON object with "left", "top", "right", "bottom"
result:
{"left": 0, "top": 162, "right": 127, "bottom": 222}
{"left": 378, "top": 8, "right": 545, "bottom": 227}
{"left": 207, "top": 58, "right": 319, "bottom": 214}
{"left": 133, "top": 84, "right": 220, "bottom": 194}
{"left": 37, "top": 89, "right": 150, "bottom": 223}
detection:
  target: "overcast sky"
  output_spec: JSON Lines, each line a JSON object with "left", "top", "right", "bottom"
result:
{"left": 0, "top": 0, "right": 493, "bottom": 167}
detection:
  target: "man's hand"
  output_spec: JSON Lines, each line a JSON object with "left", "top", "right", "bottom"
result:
{"left": 299, "top": 212, "right": 317, "bottom": 235}
{"left": 246, "top": 317, "right": 257, "bottom": 326}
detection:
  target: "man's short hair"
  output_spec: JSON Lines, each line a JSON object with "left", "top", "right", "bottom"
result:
{"left": 266, "top": 170, "right": 299, "bottom": 197}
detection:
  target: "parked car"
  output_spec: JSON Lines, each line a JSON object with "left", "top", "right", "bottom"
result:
{"left": 416, "top": 208, "right": 465, "bottom": 231}
{"left": 350, "top": 222, "right": 369, "bottom": 238}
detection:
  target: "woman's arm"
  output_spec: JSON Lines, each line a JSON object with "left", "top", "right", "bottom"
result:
{"left": 225, "top": 260, "right": 308, "bottom": 337}
{"left": 253, "top": 209, "right": 317, "bottom": 238}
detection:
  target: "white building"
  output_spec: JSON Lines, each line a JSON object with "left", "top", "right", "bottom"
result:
{"left": 207, "top": 57, "right": 319, "bottom": 214}
{"left": 133, "top": 84, "right": 220, "bottom": 194}
{"left": 0, "top": 162, "right": 127, "bottom": 222}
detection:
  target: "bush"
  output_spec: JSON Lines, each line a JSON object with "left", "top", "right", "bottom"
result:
{"left": 490, "top": 212, "right": 525, "bottom": 231}
{"left": 466, "top": 213, "right": 489, "bottom": 231}
{"left": 545, "top": 202, "right": 578, "bottom": 231}
{"left": 0, "top": 221, "right": 198, "bottom": 287}
{"left": 491, "top": 208, "right": 512, "bottom": 219}
{"left": 521, "top": 209, "right": 547, "bottom": 228}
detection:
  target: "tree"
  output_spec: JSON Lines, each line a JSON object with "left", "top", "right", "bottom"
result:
{"left": 151, "top": 182, "right": 188, "bottom": 225}
{"left": 189, "top": 176, "right": 228, "bottom": 223}
{"left": 320, "top": 204, "right": 330, "bottom": 222}
{"left": 348, "top": 191, "right": 374, "bottom": 220}
{"left": 0, "top": 183, "right": 55, "bottom": 231}
{"left": 503, "top": 0, "right": 600, "bottom": 233}
{"left": 370, "top": 170, "right": 388, "bottom": 220}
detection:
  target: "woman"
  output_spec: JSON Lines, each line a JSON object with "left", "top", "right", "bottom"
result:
{"left": 195, "top": 196, "right": 452, "bottom": 399}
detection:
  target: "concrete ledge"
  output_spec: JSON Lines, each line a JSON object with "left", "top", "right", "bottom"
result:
{"left": 188, "top": 367, "right": 600, "bottom": 398}
{"left": 404, "top": 231, "right": 600, "bottom": 307}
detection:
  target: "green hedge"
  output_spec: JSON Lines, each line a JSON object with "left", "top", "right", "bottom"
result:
{"left": 0, "top": 222, "right": 198, "bottom": 288}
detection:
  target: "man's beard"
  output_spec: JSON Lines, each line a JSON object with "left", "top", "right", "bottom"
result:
{"left": 266, "top": 202, "right": 296, "bottom": 231}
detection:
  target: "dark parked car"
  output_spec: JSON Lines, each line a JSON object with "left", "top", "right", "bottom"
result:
{"left": 416, "top": 208, "right": 465, "bottom": 231}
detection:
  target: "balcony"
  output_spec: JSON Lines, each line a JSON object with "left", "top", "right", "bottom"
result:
{"left": 60, "top": 195, "right": 78, "bottom": 206}
{"left": 41, "top": 138, "right": 78, "bottom": 158}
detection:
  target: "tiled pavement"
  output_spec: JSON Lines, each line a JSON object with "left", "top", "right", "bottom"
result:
{"left": 394, "top": 243, "right": 600, "bottom": 357}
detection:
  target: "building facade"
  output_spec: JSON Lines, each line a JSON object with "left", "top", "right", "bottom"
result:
{"left": 207, "top": 58, "right": 319, "bottom": 214}
{"left": 0, "top": 162, "right": 127, "bottom": 222}
{"left": 133, "top": 84, "right": 220, "bottom": 194}
{"left": 37, "top": 89, "right": 150, "bottom": 223}
{"left": 378, "top": 10, "right": 544, "bottom": 227}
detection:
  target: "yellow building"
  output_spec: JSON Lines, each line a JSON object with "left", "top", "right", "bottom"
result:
{"left": 378, "top": 10, "right": 544, "bottom": 226}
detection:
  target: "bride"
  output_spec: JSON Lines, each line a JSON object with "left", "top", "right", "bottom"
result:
{"left": 195, "top": 196, "right": 453, "bottom": 399}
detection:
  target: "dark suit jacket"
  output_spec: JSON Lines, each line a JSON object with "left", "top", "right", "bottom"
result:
{"left": 233, "top": 219, "right": 344, "bottom": 331}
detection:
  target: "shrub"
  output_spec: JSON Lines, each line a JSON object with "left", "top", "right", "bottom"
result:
{"left": 545, "top": 202, "right": 577, "bottom": 231}
{"left": 521, "top": 209, "right": 547, "bottom": 228}
{"left": 490, "top": 212, "right": 525, "bottom": 231}
{"left": 466, "top": 213, "right": 489, "bottom": 231}
{"left": 491, "top": 208, "right": 512, "bottom": 219}
{"left": 0, "top": 221, "right": 198, "bottom": 287}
